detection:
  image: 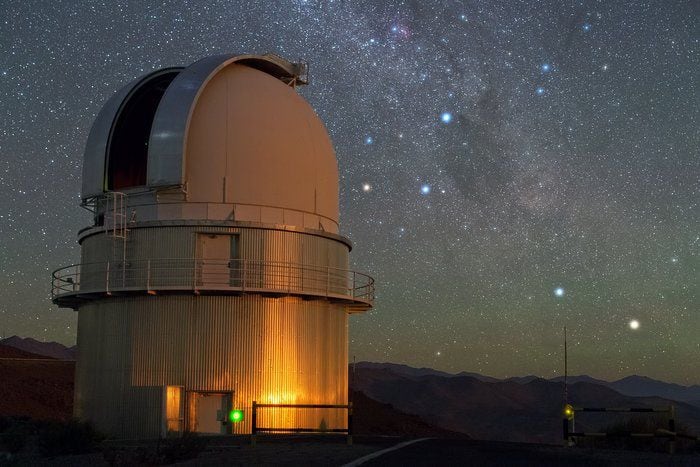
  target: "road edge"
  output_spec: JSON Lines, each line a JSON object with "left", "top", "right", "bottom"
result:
{"left": 341, "top": 438, "right": 431, "bottom": 467}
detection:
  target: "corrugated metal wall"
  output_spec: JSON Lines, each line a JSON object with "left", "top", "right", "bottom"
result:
{"left": 76, "top": 295, "right": 348, "bottom": 439}
{"left": 76, "top": 225, "right": 351, "bottom": 439}
{"left": 81, "top": 225, "right": 348, "bottom": 269}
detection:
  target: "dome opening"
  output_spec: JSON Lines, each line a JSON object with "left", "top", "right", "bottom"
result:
{"left": 106, "top": 71, "right": 179, "bottom": 190}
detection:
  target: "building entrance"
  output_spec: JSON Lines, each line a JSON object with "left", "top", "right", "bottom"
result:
{"left": 197, "top": 234, "right": 240, "bottom": 287}
{"left": 188, "top": 391, "right": 233, "bottom": 435}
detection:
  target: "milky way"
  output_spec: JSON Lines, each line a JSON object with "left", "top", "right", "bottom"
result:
{"left": 0, "top": 1, "right": 697, "bottom": 383}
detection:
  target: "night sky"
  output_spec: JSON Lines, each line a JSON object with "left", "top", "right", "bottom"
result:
{"left": 1, "top": 1, "right": 697, "bottom": 384}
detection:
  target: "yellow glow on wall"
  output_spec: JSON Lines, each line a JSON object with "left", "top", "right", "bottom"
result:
{"left": 264, "top": 392, "right": 299, "bottom": 405}
{"left": 165, "top": 385, "right": 183, "bottom": 434}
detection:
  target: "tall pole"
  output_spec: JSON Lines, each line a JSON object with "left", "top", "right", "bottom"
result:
{"left": 564, "top": 326, "right": 568, "bottom": 405}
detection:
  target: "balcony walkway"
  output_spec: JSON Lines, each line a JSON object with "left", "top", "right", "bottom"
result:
{"left": 52, "top": 258, "right": 374, "bottom": 313}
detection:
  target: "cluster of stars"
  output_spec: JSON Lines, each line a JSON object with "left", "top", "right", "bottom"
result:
{"left": 0, "top": 1, "right": 697, "bottom": 384}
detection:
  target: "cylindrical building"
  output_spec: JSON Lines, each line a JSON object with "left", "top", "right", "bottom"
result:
{"left": 52, "top": 54, "right": 373, "bottom": 439}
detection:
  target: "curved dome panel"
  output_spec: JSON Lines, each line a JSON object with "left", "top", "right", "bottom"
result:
{"left": 185, "top": 63, "right": 339, "bottom": 226}
{"left": 81, "top": 68, "right": 183, "bottom": 199}
{"left": 146, "top": 54, "right": 309, "bottom": 188}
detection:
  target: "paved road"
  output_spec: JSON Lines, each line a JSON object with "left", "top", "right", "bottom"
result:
{"left": 359, "top": 438, "right": 700, "bottom": 466}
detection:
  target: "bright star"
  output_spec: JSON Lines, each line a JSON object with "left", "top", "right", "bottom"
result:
{"left": 364, "top": 136, "right": 373, "bottom": 145}
{"left": 671, "top": 257, "right": 678, "bottom": 263}
{"left": 554, "top": 287, "right": 565, "bottom": 297}
{"left": 420, "top": 184, "right": 431, "bottom": 194}
{"left": 436, "top": 351, "right": 441, "bottom": 356}
{"left": 583, "top": 23, "right": 591, "bottom": 31}
{"left": 440, "top": 112, "right": 453, "bottom": 123}
{"left": 362, "top": 183, "right": 371, "bottom": 192}
{"left": 541, "top": 63, "right": 551, "bottom": 72}
{"left": 536, "top": 87, "right": 545, "bottom": 95}
{"left": 629, "top": 320, "right": 640, "bottom": 330}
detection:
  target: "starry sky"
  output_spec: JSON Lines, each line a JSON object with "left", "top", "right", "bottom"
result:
{"left": 0, "top": 1, "right": 697, "bottom": 384}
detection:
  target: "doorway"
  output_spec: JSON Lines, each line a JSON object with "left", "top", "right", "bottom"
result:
{"left": 187, "top": 391, "right": 233, "bottom": 435}
{"left": 197, "top": 234, "right": 240, "bottom": 287}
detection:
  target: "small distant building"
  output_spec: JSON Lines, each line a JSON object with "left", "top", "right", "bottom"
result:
{"left": 52, "top": 54, "right": 373, "bottom": 439}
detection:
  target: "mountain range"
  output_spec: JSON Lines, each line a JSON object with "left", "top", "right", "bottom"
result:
{"left": 351, "top": 364, "right": 700, "bottom": 443}
{"left": 354, "top": 362, "right": 700, "bottom": 407}
{"left": 0, "top": 335, "right": 76, "bottom": 360}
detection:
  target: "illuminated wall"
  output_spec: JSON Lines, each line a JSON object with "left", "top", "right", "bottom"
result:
{"left": 75, "top": 294, "right": 348, "bottom": 438}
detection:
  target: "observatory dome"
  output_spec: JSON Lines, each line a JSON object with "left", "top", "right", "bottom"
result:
{"left": 82, "top": 54, "right": 339, "bottom": 232}
{"left": 54, "top": 53, "right": 374, "bottom": 439}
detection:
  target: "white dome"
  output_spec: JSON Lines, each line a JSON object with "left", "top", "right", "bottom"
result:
{"left": 185, "top": 63, "right": 339, "bottom": 228}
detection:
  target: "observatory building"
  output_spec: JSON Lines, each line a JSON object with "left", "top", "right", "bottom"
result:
{"left": 52, "top": 54, "right": 373, "bottom": 439}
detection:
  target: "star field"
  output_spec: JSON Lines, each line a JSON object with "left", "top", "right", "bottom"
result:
{"left": 0, "top": 1, "right": 697, "bottom": 384}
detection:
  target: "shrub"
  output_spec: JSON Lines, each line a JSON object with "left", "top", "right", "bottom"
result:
{"left": 36, "top": 419, "right": 104, "bottom": 457}
{"left": 103, "top": 432, "right": 209, "bottom": 465}
{"left": 0, "top": 417, "right": 35, "bottom": 454}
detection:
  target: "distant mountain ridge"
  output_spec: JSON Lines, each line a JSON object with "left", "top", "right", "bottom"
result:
{"left": 351, "top": 364, "right": 700, "bottom": 443}
{"left": 353, "top": 361, "right": 502, "bottom": 382}
{"left": 0, "top": 336, "right": 76, "bottom": 361}
{"left": 355, "top": 362, "right": 700, "bottom": 407}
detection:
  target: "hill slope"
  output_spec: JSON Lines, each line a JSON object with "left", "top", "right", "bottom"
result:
{"left": 0, "top": 336, "right": 76, "bottom": 360}
{"left": 0, "top": 344, "right": 75, "bottom": 420}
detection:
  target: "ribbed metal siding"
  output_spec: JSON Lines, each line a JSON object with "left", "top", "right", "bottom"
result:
{"left": 75, "top": 295, "right": 348, "bottom": 439}
{"left": 81, "top": 225, "right": 349, "bottom": 269}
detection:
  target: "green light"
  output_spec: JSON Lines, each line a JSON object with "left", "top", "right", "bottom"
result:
{"left": 229, "top": 409, "right": 244, "bottom": 422}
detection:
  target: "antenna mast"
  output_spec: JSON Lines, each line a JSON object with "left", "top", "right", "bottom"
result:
{"left": 564, "top": 326, "right": 568, "bottom": 405}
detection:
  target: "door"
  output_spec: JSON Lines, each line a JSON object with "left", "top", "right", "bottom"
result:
{"left": 188, "top": 391, "right": 232, "bottom": 435}
{"left": 197, "top": 234, "right": 239, "bottom": 287}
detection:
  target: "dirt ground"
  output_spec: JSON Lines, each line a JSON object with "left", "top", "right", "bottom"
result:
{"left": 8, "top": 435, "right": 700, "bottom": 467}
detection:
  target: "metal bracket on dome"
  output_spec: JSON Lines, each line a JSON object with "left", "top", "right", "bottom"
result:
{"left": 238, "top": 53, "right": 309, "bottom": 86}
{"left": 289, "top": 60, "right": 309, "bottom": 86}
{"left": 80, "top": 196, "right": 98, "bottom": 213}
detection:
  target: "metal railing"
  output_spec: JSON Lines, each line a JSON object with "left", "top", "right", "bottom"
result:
{"left": 51, "top": 258, "right": 374, "bottom": 308}
{"left": 562, "top": 405, "right": 700, "bottom": 454}
{"left": 251, "top": 401, "right": 353, "bottom": 446}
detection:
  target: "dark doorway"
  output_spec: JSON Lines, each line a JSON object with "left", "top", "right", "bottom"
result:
{"left": 106, "top": 71, "right": 179, "bottom": 190}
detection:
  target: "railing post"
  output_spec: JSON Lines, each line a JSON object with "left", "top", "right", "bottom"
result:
{"left": 326, "top": 267, "right": 330, "bottom": 295}
{"left": 347, "top": 402, "right": 353, "bottom": 446}
{"left": 146, "top": 260, "right": 151, "bottom": 291}
{"left": 105, "top": 261, "right": 110, "bottom": 295}
{"left": 251, "top": 401, "right": 257, "bottom": 447}
{"left": 192, "top": 258, "right": 197, "bottom": 291}
{"left": 242, "top": 259, "right": 246, "bottom": 292}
